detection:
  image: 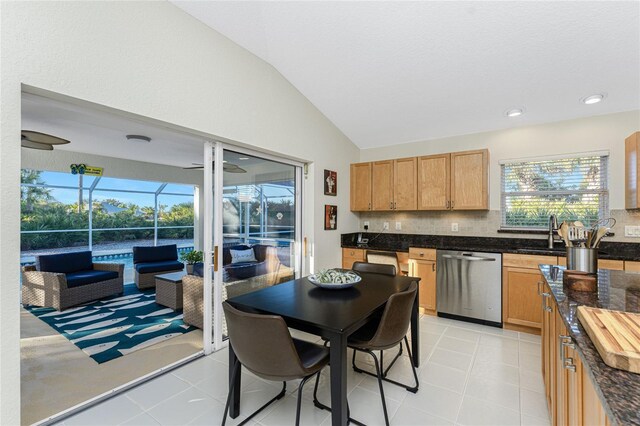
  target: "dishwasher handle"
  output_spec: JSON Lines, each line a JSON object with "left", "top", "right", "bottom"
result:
{"left": 441, "top": 254, "right": 496, "bottom": 262}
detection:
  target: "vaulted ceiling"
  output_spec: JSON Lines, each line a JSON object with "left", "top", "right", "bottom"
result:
{"left": 172, "top": 1, "right": 640, "bottom": 149}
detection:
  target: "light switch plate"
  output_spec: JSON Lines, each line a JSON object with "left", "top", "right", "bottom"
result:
{"left": 364, "top": 221, "right": 370, "bottom": 229}
{"left": 383, "top": 222, "right": 389, "bottom": 230}
{"left": 395, "top": 221, "right": 402, "bottom": 230}
{"left": 451, "top": 223, "right": 459, "bottom": 232}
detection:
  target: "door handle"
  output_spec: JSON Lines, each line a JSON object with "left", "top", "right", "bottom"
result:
{"left": 213, "top": 246, "right": 219, "bottom": 272}
{"left": 441, "top": 254, "right": 496, "bottom": 261}
{"left": 537, "top": 280, "right": 543, "bottom": 296}
{"left": 542, "top": 292, "right": 552, "bottom": 312}
{"left": 304, "top": 237, "right": 308, "bottom": 257}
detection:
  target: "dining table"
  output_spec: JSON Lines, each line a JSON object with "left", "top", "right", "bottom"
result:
{"left": 225, "top": 272, "right": 421, "bottom": 426}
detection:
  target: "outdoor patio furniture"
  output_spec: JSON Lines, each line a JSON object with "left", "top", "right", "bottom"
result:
{"left": 182, "top": 264, "right": 284, "bottom": 330}
{"left": 21, "top": 250, "right": 124, "bottom": 311}
{"left": 223, "top": 244, "right": 281, "bottom": 280}
{"left": 155, "top": 271, "right": 186, "bottom": 310}
{"left": 132, "top": 244, "right": 184, "bottom": 290}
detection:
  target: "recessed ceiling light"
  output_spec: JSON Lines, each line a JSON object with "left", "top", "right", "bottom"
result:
{"left": 126, "top": 134, "right": 151, "bottom": 143}
{"left": 238, "top": 157, "right": 249, "bottom": 160}
{"left": 582, "top": 94, "right": 606, "bottom": 105}
{"left": 505, "top": 108, "right": 524, "bottom": 118}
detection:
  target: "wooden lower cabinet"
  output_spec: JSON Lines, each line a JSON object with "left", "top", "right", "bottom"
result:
{"left": 342, "top": 248, "right": 365, "bottom": 269}
{"left": 408, "top": 259, "right": 436, "bottom": 315}
{"left": 503, "top": 254, "right": 557, "bottom": 334}
{"left": 541, "top": 285, "right": 611, "bottom": 426}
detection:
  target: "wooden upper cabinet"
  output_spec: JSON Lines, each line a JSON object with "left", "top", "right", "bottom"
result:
{"left": 371, "top": 160, "right": 394, "bottom": 211}
{"left": 451, "top": 149, "right": 489, "bottom": 210}
{"left": 393, "top": 157, "right": 417, "bottom": 210}
{"left": 625, "top": 131, "right": 640, "bottom": 209}
{"left": 417, "top": 154, "right": 450, "bottom": 210}
{"left": 350, "top": 162, "right": 372, "bottom": 211}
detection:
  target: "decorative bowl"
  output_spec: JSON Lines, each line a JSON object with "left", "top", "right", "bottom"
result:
{"left": 308, "top": 269, "right": 361, "bottom": 290}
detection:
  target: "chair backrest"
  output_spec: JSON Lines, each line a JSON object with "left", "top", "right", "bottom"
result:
{"left": 222, "top": 302, "right": 308, "bottom": 380}
{"left": 367, "top": 281, "right": 418, "bottom": 349}
{"left": 36, "top": 251, "right": 93, "bottom": 274}
{"left": 352, "top": 261, "right": 396, "bottom": 276}
{"left": 132, "top": 244, "right": 177, "bottom": 264}
{"left": 366, "top": 251, "right": 400, "bottom": 276}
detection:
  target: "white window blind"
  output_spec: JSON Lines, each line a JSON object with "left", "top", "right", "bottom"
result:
{"left": 501, "top": 154, "right": 609, "bottom": 230}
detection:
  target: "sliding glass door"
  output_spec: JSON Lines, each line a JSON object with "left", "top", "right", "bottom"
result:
{"left": 204, "top": 143, "right": 303, "bottom": 352}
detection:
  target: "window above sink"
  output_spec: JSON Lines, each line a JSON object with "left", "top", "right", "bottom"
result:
{"left": 500, "top": 152, "right": 609, "bottom": 231}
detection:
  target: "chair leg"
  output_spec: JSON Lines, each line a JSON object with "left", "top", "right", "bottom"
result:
{"left": 223, "top": 365, "right": 287, "bottom": 426}
{"left": 295, "top": 375, "right": 314, "bottom": 426}
{"left": 368, "top": 349, "right": 390, "bottom": 426}
{"left": 351, "top": 343, "right": 418, "bottom": 393}
{"left": 222, "top": 359, "right": 240, "bottom": 426}
{"left": 382, "top": 344, "right": 403, "bottom": 378}
{"left": 312, "top": 371, "right": 366, "bottom": 426}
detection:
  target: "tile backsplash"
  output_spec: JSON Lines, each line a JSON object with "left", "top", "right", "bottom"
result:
{"left": 358, "top": 209, "right": 640, "bottom": 243}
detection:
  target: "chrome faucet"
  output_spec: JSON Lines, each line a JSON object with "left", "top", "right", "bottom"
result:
{"left": 548, "top": 215, "right": 558, "bottom": 249}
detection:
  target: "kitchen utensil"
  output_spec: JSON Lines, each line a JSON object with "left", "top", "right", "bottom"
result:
{"left": 578, "top": 306, "right": 640, "bottom": 374}
{"left": 559, "top": 222, "right": 571, "bottom": 247}
{"left": 592, "top": 226, "right": 610, "bottom": 248}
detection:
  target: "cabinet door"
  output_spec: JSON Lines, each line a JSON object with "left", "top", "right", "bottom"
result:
{"left": 394, "top": 157, "right": 417, "bottom": 210}
{"left": 350, "top": 163, "right": 372, "bottom": 211}
{"left": 565, "top": 340, "right": 583, "bottom": 426}
{"left": 503, "top": 267, "right": 543, "bottom": 330}
{"left": 542, "top": 284, "right": 553, "bottom": 412}
{"left": 417, "top": 154, "right": 450, "bottom": 210}
{"left": 409, "top": 259, "right": 436, "bottom": 315}
{"left": 450, "top": 149, "right": 488, "bottom": 210}
{"left": 371, "top": 160, "right": 394, "bottom": 211}
{"left": 581, "top": 363, "right": 609, "bottom": 425}
{"left": 555, "top": 311, "right": 568, "bottom": 426}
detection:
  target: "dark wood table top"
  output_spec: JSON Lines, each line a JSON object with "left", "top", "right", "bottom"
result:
{"left": 226, "top": 273, "right": 419, "bottom": 335}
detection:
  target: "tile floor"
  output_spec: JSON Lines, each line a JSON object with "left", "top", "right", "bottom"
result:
{"left": 57, "top": 315, "right": 550, "bottom": 426}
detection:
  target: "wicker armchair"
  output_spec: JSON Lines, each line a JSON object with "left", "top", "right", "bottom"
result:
{"left": 182, "top": 271, "right": 283, "bottom": 330}
{"left": 21, "top": 262, "right": 124, "bottom": 311}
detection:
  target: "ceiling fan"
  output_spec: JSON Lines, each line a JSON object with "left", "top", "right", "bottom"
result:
{"left": 21, "top": 130, "right": 70, "bottom": 150}
{"left": 184, "top": 161, "right": 246, "bottom": 173}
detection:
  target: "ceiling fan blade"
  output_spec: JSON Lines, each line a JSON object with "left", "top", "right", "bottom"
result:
{"left": 183, "top": 166, "right": 204, "bottom": 170}
{"left": 22, "top": 130, "right": 70, "bottom": 145}
{"left": 21, "top": 139, "right": 53, "bottom": 150}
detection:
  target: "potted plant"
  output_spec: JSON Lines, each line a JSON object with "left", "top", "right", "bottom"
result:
{"left": 180, "top": 250, "right": 203, "bottom": 274}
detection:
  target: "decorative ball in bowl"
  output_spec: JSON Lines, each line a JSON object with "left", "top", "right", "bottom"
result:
{"left": 308, "top": 269, "right": 362, "bottom": 290}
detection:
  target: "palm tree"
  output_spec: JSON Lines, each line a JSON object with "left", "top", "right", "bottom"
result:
{"left": 20, "top": 169, "right": 51, "bottom": 212}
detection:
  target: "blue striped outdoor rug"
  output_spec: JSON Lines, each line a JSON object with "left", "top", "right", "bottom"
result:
{"left": 26, "top": 284, "right": 197, "bottom": 363}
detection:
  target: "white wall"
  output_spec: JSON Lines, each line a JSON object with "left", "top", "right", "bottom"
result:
{"left": 361, "top": 111, "right": 640, "bottom": 210}
{"left": 0, "top": 2, "right": 359, "bottom": 422}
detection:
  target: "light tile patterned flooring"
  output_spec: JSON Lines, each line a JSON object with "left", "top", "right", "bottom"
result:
{"left": 58, "top": 315, "right": 550, "bottom": 426}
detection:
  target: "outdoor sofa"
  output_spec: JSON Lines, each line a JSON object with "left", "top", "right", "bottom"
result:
{"left": 132, "top": 244, "right": 184, "bottom": 289}
{"left": 21, "top": 250, "right": 124, "bottom": 311}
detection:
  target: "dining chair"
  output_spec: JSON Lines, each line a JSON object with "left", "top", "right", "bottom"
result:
{"left": 365, "top": 251, "right": 400, "bottom": 276}
{"left": 352, "top": 261, "right": 396, "bottom": 276}
{"left": 348, "top": 281, "right": 419, "bottom": 426}
{"left": 221, "top": 302, "right": 330, "bottom": 426}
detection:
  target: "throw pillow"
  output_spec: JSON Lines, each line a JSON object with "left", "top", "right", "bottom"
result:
{"left": 230, "top": 248, "right": 257, "bottom": 264}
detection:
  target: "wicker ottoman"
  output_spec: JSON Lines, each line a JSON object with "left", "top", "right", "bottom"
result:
{"left": 155, "top": 272, "right": 185, "bottom": 310}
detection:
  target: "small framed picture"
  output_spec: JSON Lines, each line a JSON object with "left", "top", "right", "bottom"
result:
{"left": 324, "top": 170, "right": 337, "bottom": 196}
{"left": 324, "top": 205, "right": 337, "bottom": 230}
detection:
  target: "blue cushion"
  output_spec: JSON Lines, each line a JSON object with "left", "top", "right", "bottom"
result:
{"left": 192, "top": 262, "right": 204, "bottom": 277}
{"left": 65, "top": 270, "right": 119, "bottom": 288}
{"left": 132, "top": 245, "right": 178, "bottom": 264}
{"left": 36, "top": 251, "right": 93, "bottom": 274}
{"left": 134, "top": 260, "right": 184, "bottom": 274}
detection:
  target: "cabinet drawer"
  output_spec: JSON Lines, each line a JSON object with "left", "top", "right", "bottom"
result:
{"left": 342, "top": 248, "right": 365, "bottom": 261}
{"left": 557, "top": 257, "right": 624, "bottom": 271}
{"left": 503, "top": 253, "right": 558, "bottom": 269}
{"left": 408, "top": 247, "right": 436, "bottom": 261}
{"left": 625, "top": 261, "right": 640, "bottom": 272}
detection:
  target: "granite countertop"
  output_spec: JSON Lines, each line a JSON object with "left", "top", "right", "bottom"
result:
{"left": 539, "top": 265, "right": 640, "bottom": 426}
{"left": 341, "top": 232, "right": 640, "bottom": 261}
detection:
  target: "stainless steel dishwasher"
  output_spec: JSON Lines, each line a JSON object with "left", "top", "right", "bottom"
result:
{"left": 436, "top": 250, "right": 502, "bottom": 327}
